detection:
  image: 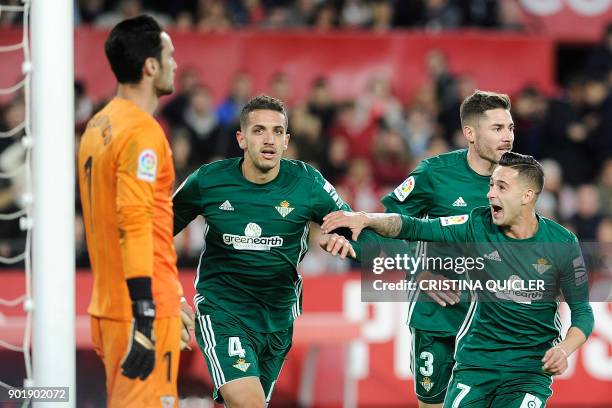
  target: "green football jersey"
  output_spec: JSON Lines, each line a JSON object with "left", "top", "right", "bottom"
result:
{"left": 382, "top": 149, "right": 490, "bottom": 335}
{"left": 397, "top": 206, "right": 594, "bottom": 371}
{"left": 173, "top": 158, "right": 353, "bottom": 333}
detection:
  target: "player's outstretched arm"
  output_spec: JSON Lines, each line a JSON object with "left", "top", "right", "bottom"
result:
{"left": 321, "top": 211, "right": 402, "bottom": 240}
{"left": 542, "top": 326, "right": 588, "bottom": 376}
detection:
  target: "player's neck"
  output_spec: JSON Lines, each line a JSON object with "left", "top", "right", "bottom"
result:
{"left": 116, "top": 83, "right": 159, "bottom": 116}
{"left": 502, "top": 211, "right": 539, "bottom": 239}
{"left": 466, "top": 148, "right": 496, "bottom": 176}
{"left": 241, "top": 159, "right": 280, "bottom": 184}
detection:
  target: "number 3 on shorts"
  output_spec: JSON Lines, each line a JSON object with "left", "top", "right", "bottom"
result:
{"left": 228, "top": 337, "right": 246, "bottom": 358}
{"left": 419, "top": 351, "right": 434, "bottom": 376}
{"left": 452, "top": 383, "right": 471, "bottom": 408}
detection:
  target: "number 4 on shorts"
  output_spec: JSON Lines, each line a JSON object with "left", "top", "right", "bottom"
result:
{"left": 519, "top": 393, "right": 542, "bottom": 408}
{"left": 452, "top": 383, "right": 471, "bottom": 408}
{"left": 228, "top": 337, "right": 246, "bottom": 358}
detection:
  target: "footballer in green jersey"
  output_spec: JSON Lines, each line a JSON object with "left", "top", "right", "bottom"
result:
{"left": 322, "top": 152, "right": 594, "bottom": 408}
{"left": 381, "top": 91, "right": 514, "bottom": 406}
{"left": 173, "top": 95, "right": 376, "bottom": 406}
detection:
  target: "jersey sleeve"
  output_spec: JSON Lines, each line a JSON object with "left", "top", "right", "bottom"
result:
{"left": 172, "top": 166, "right": 204, "bottom": 235}
{"left": 308, "top": 165, "right": 351, "bottom": 222}
{"left": 397, "top": 213, "right": 471, "bottom": 242}
{"left": 114, "top": 123, "right": 165, "bottom": 280}
{"left": 560, "top": 237, "right": 594, "bottom": 338}
{"left": 381, "top": 160, "right": 432, "bottom": 216}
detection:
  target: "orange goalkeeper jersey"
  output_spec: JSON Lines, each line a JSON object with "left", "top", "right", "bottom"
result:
{"left": 78, "top": 97, "right": 181, "bottom": 320}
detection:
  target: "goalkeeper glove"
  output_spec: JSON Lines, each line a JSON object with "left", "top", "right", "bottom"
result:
{"left": 120, "top": 299, "right": 156, "bottom": 380}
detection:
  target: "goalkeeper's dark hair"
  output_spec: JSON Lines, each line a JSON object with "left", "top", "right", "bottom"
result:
{"left": 498, "top": 152, "right": 544, "bottom": 194}
{"left": 105, "top": 15, "right": 163, "bottom": 84}
{"left": 239, "top": 95, "right": 288, "bottom": 130}
{"left": 460, "top": 90, "right": 511, "bottom": 127}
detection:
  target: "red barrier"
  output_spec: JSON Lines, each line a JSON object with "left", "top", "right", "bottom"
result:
{"left": 0, "top": 29, "right": 556, "bottom": 105}
{"left": 0, "top": 271, "right": 610, "bottom": 407}
{"left": 519, "top": 0, "right": 611, "bottom": 42}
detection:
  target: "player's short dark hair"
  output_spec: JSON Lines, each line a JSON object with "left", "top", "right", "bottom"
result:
{"left": 460, "top": 90, "right": 511, "bottom": 127}
{"left": 498, "top": 152, "right": 544, "bottom": 193}
{"left": 239, "top": 95, "right": 288, "bottom": 130}
{"left": 104, "top": 15, "right": 163, "bottom": 84}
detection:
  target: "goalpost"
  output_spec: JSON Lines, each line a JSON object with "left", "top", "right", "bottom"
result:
{"left": 31, "top": 0, "right": 75, "bottom": 405}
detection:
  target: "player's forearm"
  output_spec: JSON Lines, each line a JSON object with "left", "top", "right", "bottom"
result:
{"left": 556, "top": 327, "right": 588, "bottom": 356}
{"left": 118, "top": 206, "right": 154, "bottom": 278}
{"left": 363, "top": 213, "right": 403, "bottom": 237}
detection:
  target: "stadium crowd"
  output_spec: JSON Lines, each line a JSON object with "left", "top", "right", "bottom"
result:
{"left": 1, "top": 0, "right": 528, "bottom": 32}
{"left": 0, "top": 17, "right": 610, "bottom": 274}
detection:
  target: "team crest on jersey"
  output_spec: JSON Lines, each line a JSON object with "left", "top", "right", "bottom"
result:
{"left": 420, "top": 377, "right": 434, "bottom": 393}
{"left": 233, "top": 358, "right": 251, "bottom": 372}
{"left": 275, "top": 200, "right": 294, "bottom": 218}
{"left": 440, "top": 214, "right": 468, "bottom": 226}
{"left": 160, "top": 396, "right": 175, "bottom": 408}
{"left": 223, "top": 223, "right": 284, "bottom": 250}
{"left": 136, "top": 149, "right": 157, "bottom": 182}
{"left": 532, "top": 258, "right": 551, "bottom": 275}
{"left": 393, "top": 176, "right": 415, "bottom": 202}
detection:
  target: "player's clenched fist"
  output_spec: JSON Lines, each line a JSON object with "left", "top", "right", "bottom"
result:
{"left": 121, "top": 299, "right": 156, "bottom": 380}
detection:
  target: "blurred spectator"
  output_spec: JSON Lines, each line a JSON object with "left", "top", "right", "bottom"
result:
{"left": 162, "top": 67, "right": 201, "bottom": 128}
{"left": 285, "top": 0, "right": 317, "bottom": 28}
{"left": 197, "top": 0, "right": 233, "bottom": 32}
{"left": 337, "top": 158, "right": 381, "bottom": 212}
{"left": 371, "top": 125, "right": 410, "bottom": 186}
{"left": 570, "top": 184, "right": 604, "bottom": 241}
{"left": 289, "top": 103, "right": 326, "bottom": 168}
{"left": 94, "top": 0, "right": 171, "bottom": 28}
{"left": 585, "top": 23, "right": 612, "bottom": 78}
{"left": 425, "top": 50, "right": 456, "bottom": 116}
{"left": 340, "top": 0, "right": 372, "bottom": 29}
{"left": 420, "top": 0, "right": 462, "bottom": 31}
{"left": 75, "top": 80, "right": 94, "bottom": 127}
{"left": 437, "top": 74, "right": 476, "bottom": 146}
{"left": 78, "top": 0, "right": 106, "bottom": 24}
{"left": 331, "top": 100, "right": 378, "bottom": 158}
{"left": 404, "top": 107, "right": 435, "bottom": 158}
{"left": 175, "top": 85, "right": 222, "bottom": 166}
{"left": 312, "top": 2, "right": 338, "bottom": 32}
{"left": 496, "top": 0, "right": 525, "bottom": 31}
{"left": 307, "top": 76, "right": 337, "bottom": 134}
{"left": 268, "top": 72, "right": 294, "bottom": 109}
{"left": 512, "top": 85, "right": 547, "bottom": 158}
{"left": 217, "top": 72, "right": 253, "bottom": 126}
{"left": 598, "top": 159, "right": 612, "bottom": 217}
{"left": 541, "top": 76, "right": 594, "bottom": 186}
{"left": 358, "top": 74, "right": 403, "bottom": 131}
{"left": 0, "top": 0, "right": 22, "bottom": 27}
{"left": 228, "top": 0, "right": 265, "bottom": 27}
{"left": 370, "top": 0, "right": 393, "bottom": 33}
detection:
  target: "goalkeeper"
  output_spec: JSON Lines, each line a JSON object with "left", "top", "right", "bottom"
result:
{"left": 78, "top": 15, "right": 194, "bottom": 408}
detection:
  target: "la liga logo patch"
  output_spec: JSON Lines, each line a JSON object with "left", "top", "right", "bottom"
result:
{"left": 137, "top": 149, "right": 157, "bottom": 182}
{"left": 393, "top": 176, "right": 415, "bottom": 202}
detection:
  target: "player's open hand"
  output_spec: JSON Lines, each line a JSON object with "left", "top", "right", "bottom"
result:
{"left": 121, "top": 299, "right": 156, "bottom": 380}
{"left": 542, "top": 346, "right": 569, "bottom": 375}
{"left": 180, "top": 297, "right": 195, "bottom": 351}
{"left": 321, "top": 211, "right": 367, "bottom": 241}
{"left": 320, "top": 233, "right": 357, "bottom": 259}
{"left": 418, "top": 270, "right": 461, "bottom": 307}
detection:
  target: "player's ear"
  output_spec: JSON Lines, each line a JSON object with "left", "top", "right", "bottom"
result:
{"left": 522, "top": 188, "right": 535, "bottom": 205}
{"left": 463, "top": 124, "right": 475, "bottom": 144}
{"left": 143, "top": 57, "right": 158, "bottom": 78}
{"left": 236, "top": 131, "right": 247, "bottom": 150}
{"left": 283, "top": 133, "right": 290, "bottom": 150}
